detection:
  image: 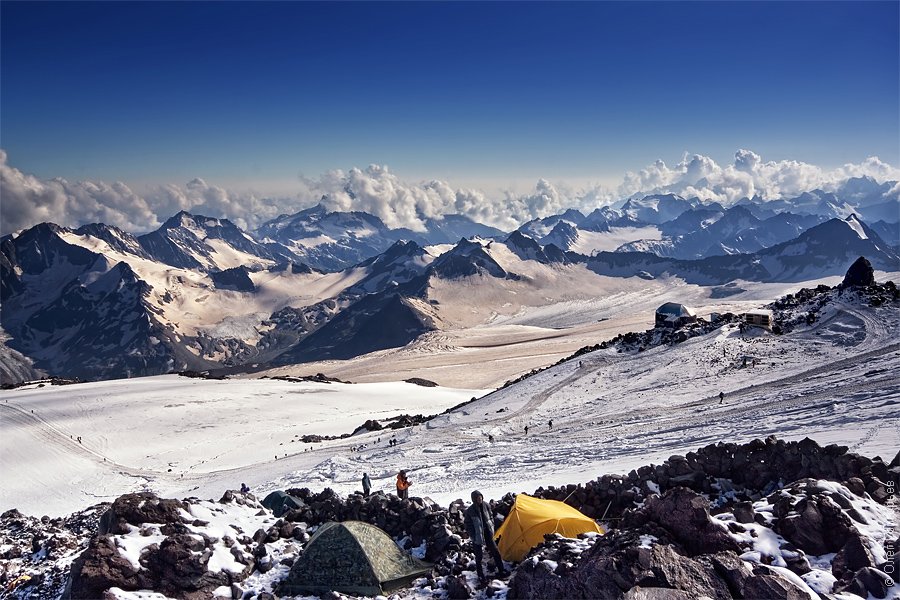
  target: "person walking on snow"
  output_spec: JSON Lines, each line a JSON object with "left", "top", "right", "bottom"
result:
{"left": 396, "top": 470, "right": 411, "bottom": 500}
{"left": 362, "top": 472, "right": 372, "bottom": 497}
{"left": 464, "top": 490, "right": 508, "bottom": 583}
{"left": 719, "top": 391, "right": 724, "bottom": 404}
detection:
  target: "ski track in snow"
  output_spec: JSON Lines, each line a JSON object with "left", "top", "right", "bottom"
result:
{"left": 1, "top": 295, "right": 898, "bottom": 517}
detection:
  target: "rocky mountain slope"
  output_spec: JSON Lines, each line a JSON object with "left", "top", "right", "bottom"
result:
{"left": 588, "top": 215, "right": 899, "bottom": 284}
{"left": 1, "top": 192, "right": 898, "bottom": 384}
{"left": 619, "top": 206, "right": 826, "bottom": 259}
{"left": 255, "top": 204, "right": 505, "bottom": 272}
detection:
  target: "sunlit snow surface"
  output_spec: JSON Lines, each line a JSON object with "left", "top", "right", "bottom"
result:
{"left": 0, "top": 378, "right": 486, "bottom": 515}
{"left": 2, "top": 286, "right": 898, "bottom": 520}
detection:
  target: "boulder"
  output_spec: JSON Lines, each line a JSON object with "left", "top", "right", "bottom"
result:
{"left": 742, "top": 569, "right": 815, "bottom": 600}
{"left": 832, "top": 534, "right": 875, "bottom": 580}
{"left": 641, "top": 545, "right": 732, "bottom": 599}
{"left": 773, "top": 494, "right": 852, "bottom": 556}
{"left": 98, "top": 493, "right": 187, "bottom": 535}
{"left": 508, "top": 531, "right": 732, "bottom": 599}
{"left": 842, "top": 256, "right": 876, "bottom": 288}
{"left": 732, "top": 502, "right": 755, "bottom": 524}
{"left": 643, "top": 488, "right": 741, "bottom": 556}
{"left": 707, "top": 552, "right": 753, "bottom": 595}
{"left": 64, "top": 536, "right": 142, "bottom": 599}
{"left": 359, "top": 419, "right": 383, "bottom": 432}
{"left": 445, "top": 574, "right": 472, "bottom": 599}
{"left": 144, "top": 534, "right": 232, "bottom": 596}
{"left": 623, "top": 587, "right": 695, "bottom": 600}
{"left": 837, "top": 566, "right": 892, "bottom": 599}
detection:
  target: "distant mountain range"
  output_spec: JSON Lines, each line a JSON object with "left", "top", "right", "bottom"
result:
{"left": 617, "top": 205, "right": 827, "bottom": 260}
{"left": 1, "top": 182, "right": 897, "bottom": 383}
{"left": 588, "top": 214, "right": 898, "bottom": 285}
{"left": 256, "top": 204, "right": 506, "bottom": 271}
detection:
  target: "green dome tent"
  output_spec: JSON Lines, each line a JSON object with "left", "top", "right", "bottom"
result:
{"left": 277, "top": 521, "right": 433, "bottom": 597}
{"left": 261, "top": 490, "right": 304, "bottom": 517}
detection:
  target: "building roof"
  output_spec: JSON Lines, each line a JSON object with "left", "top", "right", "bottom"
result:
{"left": 655, "top": 302, "right": 696, "bottom": 317}
{"left": 745, "top": 309, "right": 773, "bottom": 317}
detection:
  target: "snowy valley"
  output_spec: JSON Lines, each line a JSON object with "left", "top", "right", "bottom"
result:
{"left": 0, "top": 266, "right": 898, "bottom": 600}
{"left": 2, "top": 184, "right": 898, "bottom": 387}
{"left": 0, "top": 182, "right": 899, "bottom": 600}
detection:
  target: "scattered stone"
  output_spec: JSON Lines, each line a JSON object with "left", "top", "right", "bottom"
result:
{"left": 7, "top": 437, "right": 900, "bottom": 599}
{"left": 832, "top": 534, "right": 876, "bottom": 580}
{"left": 445, "top": 574, "right": 472, "bottom": 599}
{"left": 838, "top": 566, "right": 892, "bottom": 599}
{"left": 732, "top": 501, "right": 755, "bottom": 524}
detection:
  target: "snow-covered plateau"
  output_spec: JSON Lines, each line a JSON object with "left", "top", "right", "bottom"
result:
{"left": 0, "top": 276, "right": 898, "bottom": 600}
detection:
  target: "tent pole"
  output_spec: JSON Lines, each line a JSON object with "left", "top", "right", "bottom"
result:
{"left": 600, "top": 501, "right": 612, "bottom": 522}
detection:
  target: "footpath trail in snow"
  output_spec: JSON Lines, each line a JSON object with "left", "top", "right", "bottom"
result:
{"left": 0, "top": 378, "right": 485, "bottom": 516}
{"left": 1, "top": 291, "right": 897, "bottom": 517}
{"left": 264, "top": 297, "right": 900, "bottom": 507}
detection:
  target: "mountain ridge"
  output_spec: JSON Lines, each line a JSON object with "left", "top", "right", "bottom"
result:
{"left": 2, "top": 202, "right": 898, "bottom": 383}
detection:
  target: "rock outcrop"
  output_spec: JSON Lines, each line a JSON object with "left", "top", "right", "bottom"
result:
{"left": 504, "top": 436, "right": 898, "bottom": 523}
{"left": 842, "top": 256, "right": 876, "bottom": 288}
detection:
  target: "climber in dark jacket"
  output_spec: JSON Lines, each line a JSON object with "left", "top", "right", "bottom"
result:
{"left": 464, "top": 490, "right": 508, "bottom": 582}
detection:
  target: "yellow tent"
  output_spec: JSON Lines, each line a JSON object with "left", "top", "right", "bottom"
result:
{"left": 494, "top": 494, "right": 604, "bottom": 561}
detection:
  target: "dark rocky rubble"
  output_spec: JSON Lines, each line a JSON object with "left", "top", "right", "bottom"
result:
{"left": 1, "top": 437, "right": 897, "bottom": 599}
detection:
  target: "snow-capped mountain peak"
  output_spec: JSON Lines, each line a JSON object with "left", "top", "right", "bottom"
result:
{"left": 137, "top": 211, "right": 291, "bottom": 271}
{"left": 843, "top": 214, "right": 869, "bottom": 240}
{"left": 541, "top": 220, "right": 580, "bottom": 250}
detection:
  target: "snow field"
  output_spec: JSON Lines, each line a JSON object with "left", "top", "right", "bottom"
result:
{"left": 0, "top": 377, "right": 485, "bottom": 516}
{"left": 1, "top": 280, "right": 898, "bottom": 531}
{"left": 260, "top": 296, "right": 899, "bottom": 510}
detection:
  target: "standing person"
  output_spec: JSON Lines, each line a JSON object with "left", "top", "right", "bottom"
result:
{"left": 524, "top": 425, "right": 529, "bottom": 435}
{"left": 362, "top": 472, "right": 372, "bottom": 497}
{"left": 396, "top": 470, "right": 410, "bottom": 500}
{"left": 548, "top": 419, "right": 553, "bottom": 430}
{"left": 719, "top": 391, "right": 724, "bottom": 404}
{"left": 464, "top": 490, "right": 508, "bottom": 583}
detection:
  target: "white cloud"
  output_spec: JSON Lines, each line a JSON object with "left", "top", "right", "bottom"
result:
{"left": 301, "top": 165, "right": 608, "bottom": 231}
{"left": 146, "top": 177, "right": 301, "bottom": 232}
{"left": 617, "top": 149, "right": 900, "bottom": 204}
{"left": 0, "top": 151, "right": 303, "bottom": 236}
{"left": 0, "top": 150, "right": 158, "bottom": 235}
{"left": 1, "top": 148, "right": 897, "bottom": 237}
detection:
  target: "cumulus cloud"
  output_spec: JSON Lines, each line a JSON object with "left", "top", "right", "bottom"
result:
{"left": 1, "top": 148, "right": 897, "bottom": 237}
{"left": 301, "top": 165, "right": 606, "bottom": 231}
{"left": 0, "top": 150, "right": 159, "bottom": 235}
{"left": 617, "top": 149, "right": 900, "bottom": 204}
{"left": 0, "top": 151, "right": 304, "bottom": 236}
{"left": 146, "top": 178, "right": 303, "bottom": 232}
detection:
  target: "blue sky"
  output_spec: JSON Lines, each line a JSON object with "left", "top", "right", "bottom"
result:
{"left": 1, "top": 1, "right": 898, "bottom": 195}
